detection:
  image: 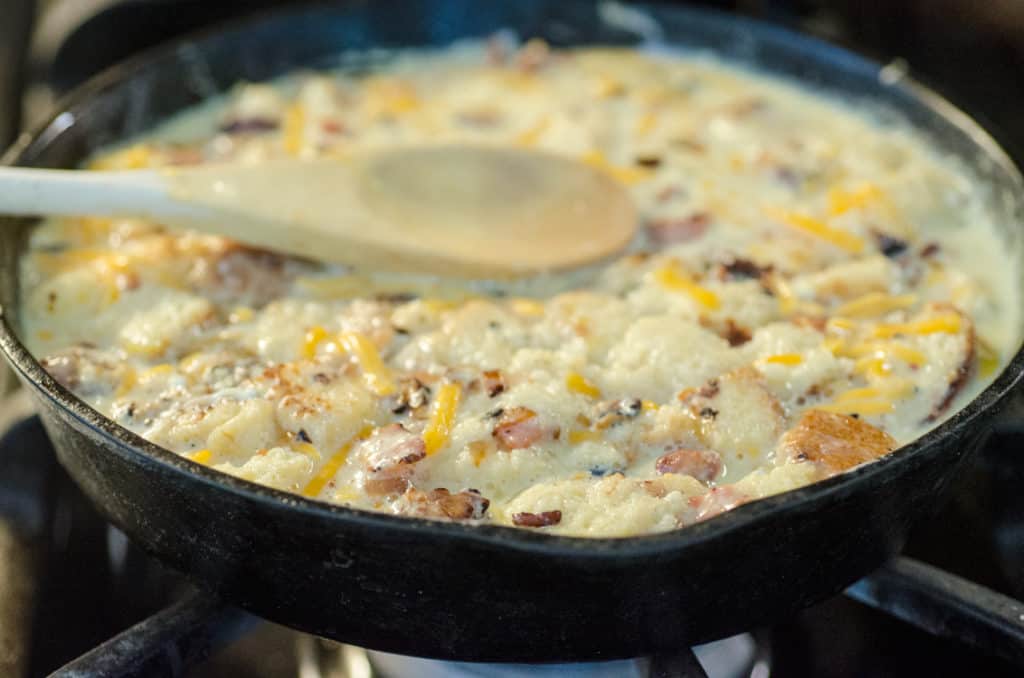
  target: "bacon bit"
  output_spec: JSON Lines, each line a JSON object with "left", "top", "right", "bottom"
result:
{"left": 641, "top": 480, "right": 667, "bottom": 498}
{"left": 363, "top": 475, "right": 410, "bottom": 496}
{"left": 366, "top": 426, "right": 426, "bottom": 471}
{"left": 512, "top": 510, "right": 562, "bottom": 528}
{"left": 407, "top": 488, "right": 490, "bottom": 520}
{"left": 792, "top": 315, "right": 827, "bottom": 333}
{"left": 646, "top": 212, "right": 711, "bottom": 245}
{"left": 320, "top": 119, "right": 346, "bottom": 135}
{"left": 874, "top": 232, "right": 909, "bottom": 258}
{"left": 190, "top": 245, "right": 294, "bottom": 307}
{"left": 927, "top": 324, "right": 976, "bottom": 422}
{"left": 481, "top": 369, "right": 506, "bottom": 397}
{"left": 361, "top": 425, "right": 427, "bottom": 496}
{"left": 780, "top": 410, "right": 896, "bottom": 474}
{"left": 516, "top": 38, "right": 551, "bottom": 72}
{"left": 391, "top": 377, "right": 432, "bottom": 415}
{"left": 593, "top": 398, "right": 643, "bottom": 429}
{"left": 691, "top": 486, "right": 748, "bottom": 522}
{"left": 219, "top": 117, "right": 279, "bottom": 134}
{"left": 492, "top": 407, "right": 544, "bottom": 450}
{"left": 656, "top": 448, "right": 722, "bottom": 483}
{"left": 716, "top": 258, "right": 770, "bottom": 282}
{"left": 920, "top": 242, "right": 941, "bottom": 258}
{"left": 698, "top": 379, "right": 720, "bottom": 399}
{"left": 723, "top": 319, "right": 752, "bottom": 347}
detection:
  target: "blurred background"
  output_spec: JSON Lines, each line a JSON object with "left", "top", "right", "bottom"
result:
{"left": 3, "top": 0, "right": 1024, "bottom": 156}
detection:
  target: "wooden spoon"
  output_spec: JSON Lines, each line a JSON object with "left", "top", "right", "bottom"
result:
{"left": 0, "top": 146, "right": 637, "bottom": 277}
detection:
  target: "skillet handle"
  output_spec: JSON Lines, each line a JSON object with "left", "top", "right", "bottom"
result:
{"left": 846, "top": 556, "right": 1024, "bottom": 668}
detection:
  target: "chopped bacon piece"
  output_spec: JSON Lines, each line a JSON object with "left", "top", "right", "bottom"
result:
{"left": 716, "top": 258, "right": 770, "bottom": 282}
{"left": 492, "top": 407, "right": 544, "bottom": 450}
{"left": 188, "top": 245, "right": 299, "bottom": 307}
{"left": 406, "top": 488, "right": 490, "bottom": 520}
{"left": 593, "top": 398, "right": 642, "bottom": 429}
{"left": 390, "top": 377, "right": 432, "bottom": 415}
{"left": 691, "top": 486, "right": 748, "bottom": 522}
{"left": 320, "top": 119, "right": 346, "bottom": 135}
{"left": 722, "top": 319, "right": 752, "bottom": 347}
{"left": 873, "top": 232, "right": 909, "bottom": 258}
{"left": 646, "top": 212, "right": 711, "bottom": 245}
{"left": 927, "top": 319, "right": 976, "bottom": 422}
{"left": 219, "top": 117, "right": 279, "bottom": 134}
{"left": 512, "top": 510, "right": 562, "bottom": 527}
{"left": 655, "top": 448, "right": 723, "bottom": 483}
{"left": 40, "top": 345, "right": 124, "bottom": 396}
{"left": 481, "top": 369, "right": 506, "bottom": 398}
{"left": 361, "top": 424, "right": 426, "bottom": 496}
{"left": 779, "top": 410, "right": 897, "bottom": 474}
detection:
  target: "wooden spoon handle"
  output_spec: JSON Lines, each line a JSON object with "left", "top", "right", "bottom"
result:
{"left": 0, "top": 166, "right": 204, "bottom": 220}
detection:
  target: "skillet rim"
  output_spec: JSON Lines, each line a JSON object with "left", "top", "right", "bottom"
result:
{"left": 1, "top": 0, "right": 1023, "bottom": 559}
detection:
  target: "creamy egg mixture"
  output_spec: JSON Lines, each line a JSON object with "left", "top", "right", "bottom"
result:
{"left": 20, "top": 39, "right": 1019, "bottom": 536}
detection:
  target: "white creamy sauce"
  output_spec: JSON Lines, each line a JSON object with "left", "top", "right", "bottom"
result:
{"left": 19, "top": 41, "right": 1021, "bottom": 537}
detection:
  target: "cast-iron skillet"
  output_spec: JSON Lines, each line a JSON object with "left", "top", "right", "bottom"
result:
{"left": 2, "top": 0, "right": 1024, "bottom": 663}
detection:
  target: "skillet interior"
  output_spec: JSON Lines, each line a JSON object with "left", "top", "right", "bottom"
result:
{"left": 2, "top": 0, "right": 1024, "bottom": 661}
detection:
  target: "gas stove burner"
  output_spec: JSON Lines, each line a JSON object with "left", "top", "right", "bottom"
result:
{"left": 366, "top": 633, "right": 758, "bottom": 678}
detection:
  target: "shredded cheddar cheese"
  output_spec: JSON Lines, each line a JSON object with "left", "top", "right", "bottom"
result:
{"left": 568, "top": 429, "right": 602, "bottom": 444}
{"left": 582, "top": 150, "right": 652, "bottom": 185}
{"left": 827, "top": 183, "right": 883, "bottom": 216}
{"left": 762, "top": 353, "right": 803, "bottom": 366}
{"left": 302, "top": 426, "right": 374, "bottom": 498}
{"left": 872, "top": 313, "right": 962, "bottom": 338}
{"left": 835, "top": 293, "right": 917, "bottom": 318}
{"left": 654, "top": 261, "right": 721, "bottom": 309}
{"left": 338, "top": 331, "right": 395, "bottom": 395}
{"left": 282, "top": 104, "right": 306, "bottom": 156}
{"left": 566, "top": 372, "right": 601, "bottom": 398}
{"left": 293, "top": 442, "right": 322, "bottom": 460}
{"left": 510, "top": 298, "right": 545, "bottom": 317}
{"left": 515, "top": 116, "right": 551, "bottom": 146}
{"left": 423, "top": 382, "right": 462, "bottom": 456}
{"left": 765, "top": 207, "right": 866, "bottom": 253}
{"left": 302, "top": 326, "right": 329, "bottom": 359}
{"left": 187, "top": 449, "right": 213, "bottom": 465}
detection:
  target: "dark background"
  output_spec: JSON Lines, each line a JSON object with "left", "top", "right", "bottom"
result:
{"left": 3, "top": 0, "right": 1024, "bottom": 156}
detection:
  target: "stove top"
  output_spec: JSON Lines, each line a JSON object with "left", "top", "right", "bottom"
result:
{"left": 5, "top": 2, "right": 1024, "bottom": 676}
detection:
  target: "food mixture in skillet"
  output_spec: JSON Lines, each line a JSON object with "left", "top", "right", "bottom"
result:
{"left": 20, "top": 40, "right": 1019, "bottom": 537}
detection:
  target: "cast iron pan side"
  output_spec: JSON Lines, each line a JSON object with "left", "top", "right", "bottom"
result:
{"left": 1, "top": 0, "right": 1023, "bottom": 661}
